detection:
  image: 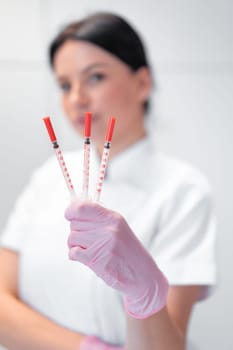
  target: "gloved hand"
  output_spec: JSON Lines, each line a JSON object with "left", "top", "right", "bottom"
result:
{"left": 65, "top": 200, "right": 168, "bottom": 319}
{"left": 80, "top": 336, "right": 123, "bottom": 349}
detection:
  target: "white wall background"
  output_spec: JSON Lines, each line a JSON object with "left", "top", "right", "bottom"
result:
{"left": 0, "top": 0, "right": 232, "bottom": 349}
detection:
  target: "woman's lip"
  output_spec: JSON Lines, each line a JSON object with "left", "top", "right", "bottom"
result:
{"left": 74, "top": 114, "right": 99, "bottom": 126}
{"left": 75, "top": 115, "right": 85, "bottom": 125}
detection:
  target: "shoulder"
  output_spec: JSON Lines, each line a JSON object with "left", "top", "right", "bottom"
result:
{"left": 153, "top": 152, "right": 212, "bottom": 197}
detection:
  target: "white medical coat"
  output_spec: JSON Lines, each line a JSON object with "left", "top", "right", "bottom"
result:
{"left": 0, "top": 137, "right": 216, "bottom": 345}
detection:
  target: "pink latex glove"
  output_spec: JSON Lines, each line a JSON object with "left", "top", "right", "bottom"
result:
{"left": 79, "top": 336, "right": 123, "bottom": 349}
{"left": 65, "top": 200, "right": 168, "bottom": 319}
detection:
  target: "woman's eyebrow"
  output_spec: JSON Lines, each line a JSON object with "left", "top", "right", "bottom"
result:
{"left": 81, "top": 62, "right": 110, "bottom": 74}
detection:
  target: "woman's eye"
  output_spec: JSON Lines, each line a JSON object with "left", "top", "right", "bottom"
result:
{"left": 88, "top": 73, "right": 105, "bottom": 84}
{"left": 59, "top": 82, "right": 71, "bottom": 92}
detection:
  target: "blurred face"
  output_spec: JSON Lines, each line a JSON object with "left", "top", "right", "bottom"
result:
{"left": 53, "top": 40, "right": 151, "bottom": 146}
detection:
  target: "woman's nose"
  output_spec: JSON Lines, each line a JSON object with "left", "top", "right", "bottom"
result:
{"left": 69, "top": 83, "right": 89, "bottom": 107}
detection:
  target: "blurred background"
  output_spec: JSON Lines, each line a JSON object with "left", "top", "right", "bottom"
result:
{"left": 0, "top": 0, "right": 232, "bottom": 348}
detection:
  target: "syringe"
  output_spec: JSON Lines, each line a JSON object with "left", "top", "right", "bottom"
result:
{"left": 82, "top": 112, "right": 92, "bottom": 199}
{"left": 95, "top": 117, "right": 116, "bottom": 202}
{"left": 43, "top": 116, "right": 76, "bottom": 200}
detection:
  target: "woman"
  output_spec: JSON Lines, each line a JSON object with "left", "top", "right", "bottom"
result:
{"left": 0, "top": 12, "right": 216, "bottom": 350}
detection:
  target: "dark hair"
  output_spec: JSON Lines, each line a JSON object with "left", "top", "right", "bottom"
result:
{"left": 49, "top": 12, "right": 152, "bottom": 112}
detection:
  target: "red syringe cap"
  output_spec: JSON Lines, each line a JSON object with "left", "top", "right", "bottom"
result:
{"left": 43, "top": 116, "right": 57, "bottom": 142}
{"left": 105, "top": 117, "right": 116, "bottom": 142}
{"left": 85, "top": 112, "right": 92, "bottom": 137}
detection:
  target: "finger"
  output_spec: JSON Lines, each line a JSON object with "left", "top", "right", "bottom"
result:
{"left": 70, "top": 220, "right": 100, "bottom": 231}
{"left": 65, "top": 200, "right": 112, "bottom": 222}
{"left": 68, "top": 246, "right": 90, "bottom": 265}
{"left": 67, "top": 229, "right": 103, "bottom": 249}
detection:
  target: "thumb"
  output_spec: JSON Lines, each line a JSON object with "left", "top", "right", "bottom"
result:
{"left": 65, "top": 200, "right": 110, "bottom": 222}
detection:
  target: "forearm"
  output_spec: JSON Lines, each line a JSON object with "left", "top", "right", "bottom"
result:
{"left": 0, "top": 292, "right": 84, "bottom": 350}
{"left": 125, "top": 306, "right": 185, "bottom": 350}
